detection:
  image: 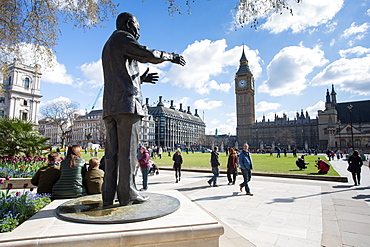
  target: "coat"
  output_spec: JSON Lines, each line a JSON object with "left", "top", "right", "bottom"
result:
{"left": 348, "top": 156, "right": 363, "bottom": 173}
{"left": 52, "top": 157, "right": 86, "bottom": 199}
{"left": 31, "top": 164, "right": 60, "bottom": 194}
{"left": 102, "top": 29, "right": 175, "bottom": 119}
{"left": 210, "top": 151, "right": 220, "bottom": 167}
{"left": 83, "top": 168, "right": 105, "bottom": 194}
{"left": 138, "top": 150, "right": 151, "bottom": 169}
{"left": 227, "top": 153, "right": 238, "bottom": 170}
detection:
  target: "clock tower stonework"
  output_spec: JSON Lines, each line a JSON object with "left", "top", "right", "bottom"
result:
{"left": 235, "top": 48, "right": 255, "bottom": 147}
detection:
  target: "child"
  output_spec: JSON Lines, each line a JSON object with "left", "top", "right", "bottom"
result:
{"left": 83, "top": 157, "right": 105, "bottom": 194}
{"left": 31, "top": 152, "right": 61, "bottom": 194}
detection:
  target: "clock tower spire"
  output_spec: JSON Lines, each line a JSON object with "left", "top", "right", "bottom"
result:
{"left": 235, "top": 46, "right": 255, "bottom": 146}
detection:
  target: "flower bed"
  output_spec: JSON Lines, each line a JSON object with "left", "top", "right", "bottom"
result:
{"left": 0, "top": 186, "right": 51, "bottom": 233}
{"left": 0, "top": 156, "right": 47, "bottom": 178}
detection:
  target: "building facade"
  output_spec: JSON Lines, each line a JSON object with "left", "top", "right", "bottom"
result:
{"left": 39, "top": 108, "right": 156, "bottom": 148}
{"left": 235, "top": 48, "right": 370, "bottom": 152}
{"left": 1, "top": 61, "right": 42, "bottom": 123}
{"left": 318, "top": 86, "right": 370, "bottom": 151}
{"left": 147, "top": 96, "right": 206, "bottom": 149}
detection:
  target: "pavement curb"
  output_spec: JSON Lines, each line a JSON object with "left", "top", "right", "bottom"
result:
{"left": 158, "top": 167, "right": 348, "bottom": 183}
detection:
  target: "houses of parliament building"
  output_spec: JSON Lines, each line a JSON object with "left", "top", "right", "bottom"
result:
{"left": 235, "top": 49, "right": 370, "bottom": 152}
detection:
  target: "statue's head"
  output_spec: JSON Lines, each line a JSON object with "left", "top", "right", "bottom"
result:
{"left": 116, "top": 12, "right": 140, "bottom": 40}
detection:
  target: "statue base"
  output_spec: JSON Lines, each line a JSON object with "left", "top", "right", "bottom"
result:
{"left": 56, "top": 193, "right": 180, "bottom": 224}
{"left": 0, "top": 190, "right": 224, "bottom": 247}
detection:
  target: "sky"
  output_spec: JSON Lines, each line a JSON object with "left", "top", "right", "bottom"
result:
{"left": 33, "top": 0, "right": 370, "bottom": 135}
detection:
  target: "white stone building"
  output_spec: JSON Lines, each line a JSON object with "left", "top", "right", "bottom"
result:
{"left": 1, "top": 61, "right": 42, "bottom": 123}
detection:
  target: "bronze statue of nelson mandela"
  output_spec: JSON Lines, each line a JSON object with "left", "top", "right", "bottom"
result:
{"left": 101, "top": 12, "right": 186, "bottom": 206}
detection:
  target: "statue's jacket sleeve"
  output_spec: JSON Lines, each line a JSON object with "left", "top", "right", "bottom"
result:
{"left": 102, "top": 30, "right": 172, "bottom": 118}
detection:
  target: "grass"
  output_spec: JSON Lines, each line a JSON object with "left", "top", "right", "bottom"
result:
{"left": 81, "top": 151, "right": 339, "bottom": 176}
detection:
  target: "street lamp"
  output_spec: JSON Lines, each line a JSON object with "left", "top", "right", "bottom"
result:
{"left": 347, "top": 104, "right": 354, "bottom": 150}
{"left": 337, "top": 120, "right": 341, "bottom": 151}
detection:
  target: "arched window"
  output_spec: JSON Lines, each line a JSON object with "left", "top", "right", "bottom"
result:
{"left": 24, "top": 77, "right": 30, "bottom": 89}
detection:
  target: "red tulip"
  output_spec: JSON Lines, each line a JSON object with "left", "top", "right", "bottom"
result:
{"left": 23, "top": 183, "right": 28, "bottom": 188}
{"left": 0, "top": 179, "right": 4, "bottom": 184}
{"left": 5, "top": 175, "right": 10, "bottom": 180}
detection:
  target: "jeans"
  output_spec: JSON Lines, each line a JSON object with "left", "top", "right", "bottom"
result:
{"left": 141, "top": 167, "right": 150, "bottom": 190}
{"left": 208, "top": 166, "right": 220, "bottom": 186}
{"left": 240, "top": 168, "right": 251, "bottom": 193}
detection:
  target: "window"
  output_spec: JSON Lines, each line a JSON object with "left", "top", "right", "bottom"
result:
{"left": 0, "top": 111, "right": 4, "bottom": 116}
{"left": 0, "top": 97, "right": 5, "bottom": 104}
{"left": 8, "top": 76, "right": 11, "bottom": 85}
{"left": 23, "top": 100, "right": 28, "bottom": 106}
{"left": 22, "top": 112, "right": 28, "bottom": 121}
{"left": 24, "top": 77, "right": 30, "bottom": 89}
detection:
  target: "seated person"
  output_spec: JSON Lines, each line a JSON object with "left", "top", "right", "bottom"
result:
{"left": 31, "top": 152, "right": 61, "bottom": 194}
{"left": 52, "top": 145, "right": 87, "bottom": 199}
{"left": 83, "top": 157, "right": 105, "bottom": 194}
{"left": 296, "top": 155, "right": 308, "bottom": 170}
{"left": 315, "top": 158, "right": 330, "bottom": 174}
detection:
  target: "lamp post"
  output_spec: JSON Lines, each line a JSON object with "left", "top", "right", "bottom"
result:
{"left": 337, "top": 120, "right": 341, "bottom": 151}
{"left": 347, "top": 104, "right": 354, "bottom": 150}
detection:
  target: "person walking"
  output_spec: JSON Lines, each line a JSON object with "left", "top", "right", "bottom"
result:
{"left": 227, "top": 148, "right": 238, "bottom": 185}
{"left": 208, "top": 146, "right": 220, "bottom": 187}
{"left": 347, "top": 150, "right": 363, "bottom": 186}
{"left": 239, "top": 143, "right": 253, "bottom": 196}
{"left": 138, "top": 146, "right": 151, "bottom": 191}
{"left": 172, "top": 148, "right": 183, "bottom": 183}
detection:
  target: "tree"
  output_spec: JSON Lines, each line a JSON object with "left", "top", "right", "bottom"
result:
{"left": 40, "top": 99, "right": 80, "bottom": 149}
{"left": 0, "top": 0, "right": 117, "bottom": 76}
{"left": 165, "top": 0, "right": 301, "bottom": 29}
{"left": 0, "top": 117, "right": 50, "bottom": 157}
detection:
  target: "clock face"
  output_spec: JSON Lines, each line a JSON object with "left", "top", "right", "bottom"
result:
{"left": 238, "top": 79, "right": 246, "bottom": 88}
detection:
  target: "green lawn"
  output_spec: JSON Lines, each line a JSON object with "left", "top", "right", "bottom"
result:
{"left": 81, "top": 151, "right": 339, "bottom": 176}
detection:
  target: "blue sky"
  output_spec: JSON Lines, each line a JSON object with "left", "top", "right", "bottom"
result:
{"left": 36, "top": 0, "right": 370, "bottom": 135}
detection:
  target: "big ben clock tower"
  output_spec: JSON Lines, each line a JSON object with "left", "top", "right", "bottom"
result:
{"left": 235, "top": 47, "right": 255, "bottom": 146}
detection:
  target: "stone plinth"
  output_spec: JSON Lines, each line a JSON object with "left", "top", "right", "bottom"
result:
{"left": 0, "top": 190, "right": 224, "bottom": 247}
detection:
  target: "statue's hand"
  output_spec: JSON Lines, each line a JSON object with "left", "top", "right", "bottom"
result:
{"left": 141, "top": 68, "right": 159, "bottom": 84}
{"left": 172, "top": 53, "right": 186, "bottom": 66}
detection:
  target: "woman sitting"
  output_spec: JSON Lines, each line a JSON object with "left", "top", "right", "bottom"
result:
{"left": 52, "top": 145, "right": 87, "bottom": 199}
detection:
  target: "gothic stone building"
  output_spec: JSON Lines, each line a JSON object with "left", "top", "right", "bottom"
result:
{"left": 234, "top": 48, "right": 370, "bottom": 152}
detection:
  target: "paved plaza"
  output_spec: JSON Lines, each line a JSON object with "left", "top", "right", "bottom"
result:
{"left": 138, "top": 157, "right": 370, "bottom": 247}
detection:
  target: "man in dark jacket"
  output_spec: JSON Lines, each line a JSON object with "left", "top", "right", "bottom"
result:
{"left": 208, "top": 146, "right": 221, "bottom": 187}
{"left": 101, "top": 12, "right": 185, "bottom": 206}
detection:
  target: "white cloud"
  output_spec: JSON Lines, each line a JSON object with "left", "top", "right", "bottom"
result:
{"left": 193, "top": 98, "right": 223, "bottom": 110}
{"left": 310, "top": 55, "right": 370, "bottom": 95}
{"left": 306, "top": 101, "right": 325, "bottom": 117}
{"left": 210, "top": 119, "right": 220, "bottom": 125}
{"left": 79, "top": 60, "right": 103, "bottom": 88}
{"left": 258, "top": 44, "right": 328, "bottom": 96}
{"left": 339, "top": 46, "right": 370, "bottom": 58}
{"left": 8, "top": 43, "right": 74, "bottom": 85}
{"left": 341, "top": 22, "right": 370, "bottom": 39}
{"left": 261, "top": 0, "right": 343, "bottom": 34}
{"left": 256, "top": 101, "right": 280, "bottom": 112}
{"left": 163, "top": 39, "right": 262, "bottom": 94}
{"left": 367, "top": 9, "right": 370, "bottom": 16}
{"left": 42, "top": 62, "right": 74, "bottom": 85}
